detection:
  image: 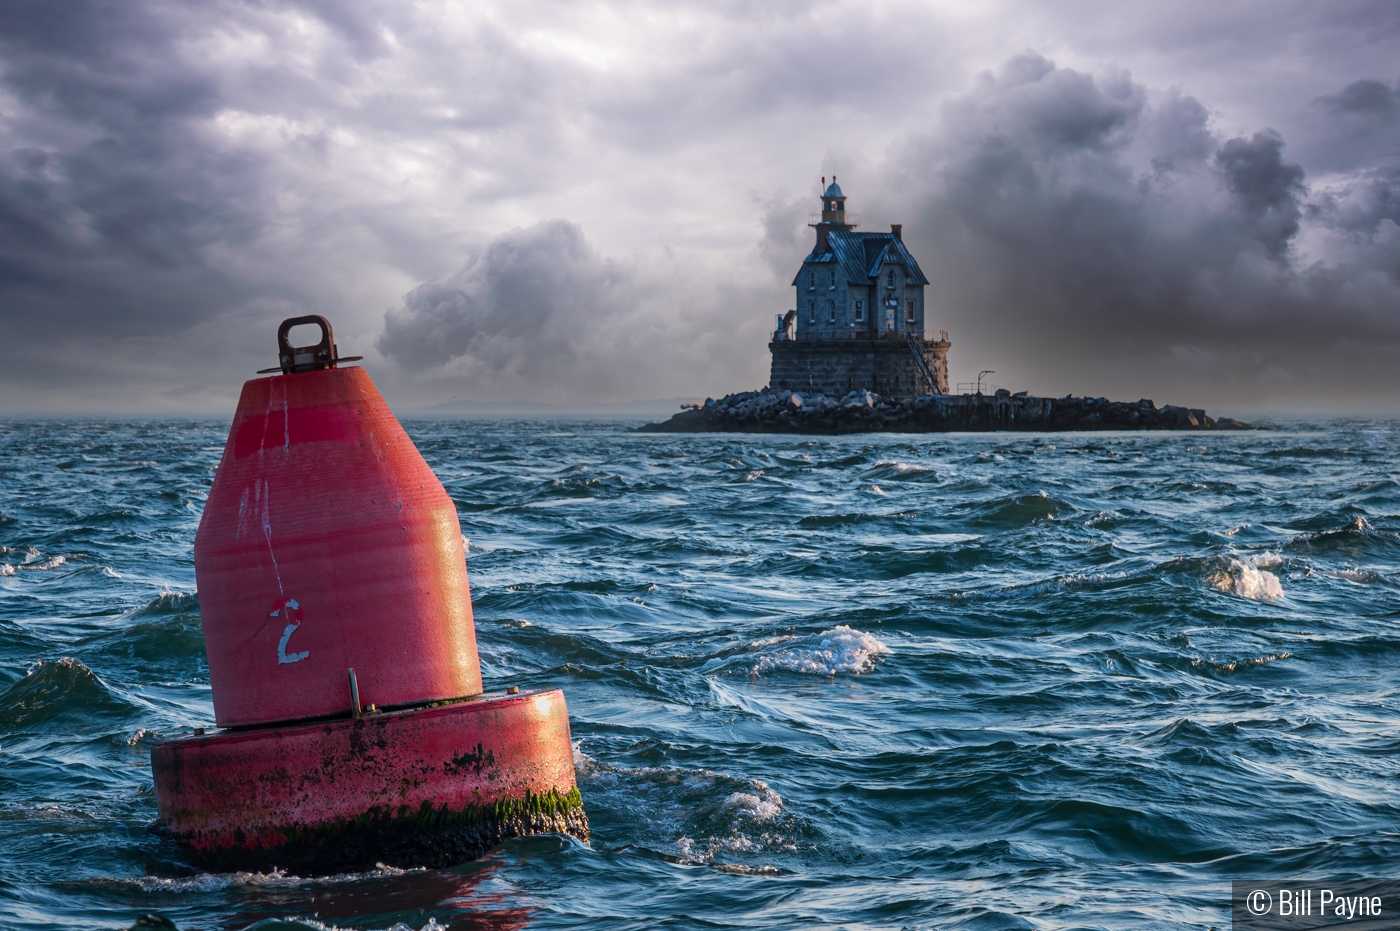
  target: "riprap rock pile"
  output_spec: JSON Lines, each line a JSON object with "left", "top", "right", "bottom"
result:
{"left": 637, "top": 388, "right": 1250, "bottom": 434}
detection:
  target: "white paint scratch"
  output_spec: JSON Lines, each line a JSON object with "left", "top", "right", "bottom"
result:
{"left": 235, "top": 486, "right": 250, "bottom": 539}
{"left": 259, "top": 479, "right": 284, "bottom": 597}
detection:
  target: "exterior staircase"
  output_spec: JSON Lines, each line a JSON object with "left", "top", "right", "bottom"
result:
{"left": 905, "top": 332, "right": 940, "bottom": 395}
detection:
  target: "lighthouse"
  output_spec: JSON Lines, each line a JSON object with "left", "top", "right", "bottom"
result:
{"left": 769, "top": 178, "right": 951, "bottom": 397}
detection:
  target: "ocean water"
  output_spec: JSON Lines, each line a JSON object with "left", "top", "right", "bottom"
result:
{"left": 3, "top": 417, "right": 1400, "bottom": 930}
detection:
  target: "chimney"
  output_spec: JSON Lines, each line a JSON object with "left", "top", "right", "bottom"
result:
{"left": 890, "top": 223, "right": 902, "bottom": 241}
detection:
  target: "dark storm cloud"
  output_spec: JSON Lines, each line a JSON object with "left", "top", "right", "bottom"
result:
{"left": 1318, "top": 79, "right": 1400, "bottom": 118}
{"left": 1303, "top": 78, "right": 1400, "bottom": 174}
{"left": 0, "top": 0, "right": 284, "bottom": 414}
{"left": 378, "top": 219, "right": 636, "bottom": 370}
{"left": 0, "top": 0, "right": 522, "bottom": 409}
{"left": 1215, "top": 131, "right": 1305, "bottom": 260}
{"left": 881, "top": 53, "right": 1400, "bottom": 403}
{"left": 377, "top": 219, "right": 767, "bottom": 401}
{"left": 0, "top": 1, "right": 262, "bottom": 338}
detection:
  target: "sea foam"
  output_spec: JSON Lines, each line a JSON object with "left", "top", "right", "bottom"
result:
{"left": 751, "top": 625, "right": 890, "bottom": 676}
{"left": 1210, "top": 556, "right": 1284, "bottom": 601}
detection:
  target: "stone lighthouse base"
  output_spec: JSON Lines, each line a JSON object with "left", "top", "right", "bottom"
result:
{"left": 769, "top": 335, "right": 950, "bottom": 398}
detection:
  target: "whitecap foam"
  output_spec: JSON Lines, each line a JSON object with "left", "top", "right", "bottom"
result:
{"left": 134, "top": 863, "right": 422, "bottom": 894}
{"left": 572, "top": 740, "right": 596, "bottom": 775}
{"left": 125, "top": 589, "right": 199, "bottom": 617}
{"left": 751, "top": 625, "right": 890, "bottom": 676}
{"left": 1327, "top": 569, "right": 1382, "bottom": 583}
{"left": 0, "top": 565, "right": 14, "bottom": 577}
{"left": 580, "top": 756, "right": 800, "bottom": 867}
{"left": 23, "top": 555, "right": 65, "bottom": 571}
{"left": 872, "top": 459, "right": 930, "bottom": 474}
{"left": 945, "top": 570, "right": 1129, "bottom": 601}
{"left": 1193, "top": 652, "right": 1291, "bottom": 676}
{"left": 723, "top": 782, "right": 783, "bottom": 821}
{"left": 1209, "top": 559, "right": 1284, "bottom": 601}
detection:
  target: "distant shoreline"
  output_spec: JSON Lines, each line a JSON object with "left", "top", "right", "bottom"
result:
{"left": 409, "top": 397, "right": 702, "bottom": 419}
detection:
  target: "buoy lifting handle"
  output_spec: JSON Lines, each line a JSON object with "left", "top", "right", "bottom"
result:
{"left": 278, "top": 315, "right": 336, "bottom": 374}
{"left": 258, "top": 315, "right": 364, "bottom": 375}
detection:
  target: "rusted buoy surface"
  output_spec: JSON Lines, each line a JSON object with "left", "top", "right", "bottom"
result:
{"left": 152, "top": 689, "right": 585, "bottom": 872}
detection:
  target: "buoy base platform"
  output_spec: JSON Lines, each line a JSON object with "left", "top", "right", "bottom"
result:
{"left": 151, "top": 688, "right": 587, "bottom": 873}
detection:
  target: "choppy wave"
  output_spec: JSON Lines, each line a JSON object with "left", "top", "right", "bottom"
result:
{"left": 748, "top": 626, "right": 891, "bottom": 676}
{"left": 1192, "top": 652, "right": 1293, "bottom": 676}
{"left": 0, "top": 657, "right": 129, "bottom": 730}
{"left": 126, "top": 590, "right": 199, "bottom": 616}
{"left": 1208, "top": 556, "right": 1285, "bottom": 601}
{"left": 133, "top": 863, "right": 425, "bottom": 894}
{"left": 942, "top": 569, "right": 1134, "bottom": 601}
{"left": 577, "top": 749, "right": 806, "bottom": 870}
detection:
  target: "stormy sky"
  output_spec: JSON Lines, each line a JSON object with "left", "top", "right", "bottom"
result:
{"left": 1, "top": 1, "right": 1398, "bottom": 413}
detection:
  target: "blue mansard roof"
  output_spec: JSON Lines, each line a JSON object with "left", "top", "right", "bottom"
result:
{"left": 792, "top": 230, "right": 930, "bottom": 287}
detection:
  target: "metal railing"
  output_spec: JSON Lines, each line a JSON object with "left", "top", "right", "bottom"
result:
{"left": 807, "top": 213, "right": 860, "bottom": 228}
{"left": 773, "top": 313, "right": 796, "bottom": 341}
{"left": 774, "top": 327, "right": 936, "bottom": 343}
{"left": 955, "top": 370, "right": 998, "bottom": 395}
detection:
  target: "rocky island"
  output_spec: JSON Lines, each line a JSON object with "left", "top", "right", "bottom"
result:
{"left": 637, "top": 388, "right": 1250, "bottom": 434}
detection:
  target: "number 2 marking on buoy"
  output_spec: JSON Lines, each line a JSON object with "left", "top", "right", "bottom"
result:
{"left": 271, "top": 598, "right": 310, "bottom": 664}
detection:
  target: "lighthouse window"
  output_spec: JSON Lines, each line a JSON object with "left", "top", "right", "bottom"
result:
{"left": 855, "top": 301, "right": 864, "bottom": 322}
{"left": 829, "top": 301, "right": 836, "bottom": 322}
{"left": 906, "top": 301, "right": 916, "bottom": 322}
{"left": 809, "top": 271, "right": 815, "bottom": 289}
{"left": 829, "top": 271, "right": 835, "bottom": 288}
{"left": 887, "top": 269, "right": 895, "bottom": 286}
{"left": 808, "top": 301, "right": 815, "bottom": 322}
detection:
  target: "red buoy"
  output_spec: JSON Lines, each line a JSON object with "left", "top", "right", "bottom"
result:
{"left": 150, "top": 317, "right": 586, "bottom": 870}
